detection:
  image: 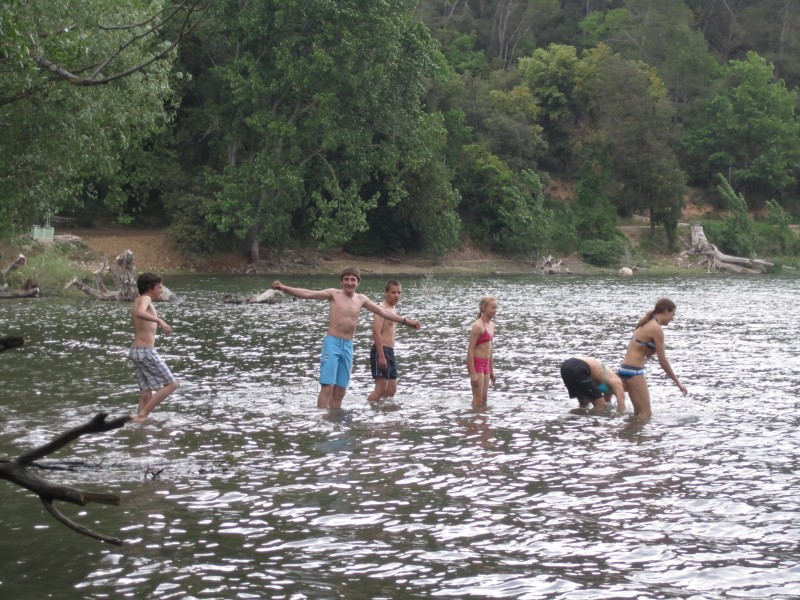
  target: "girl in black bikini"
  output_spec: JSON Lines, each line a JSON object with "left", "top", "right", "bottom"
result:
{"left": 619, "top": 298, "right": 687, "bottom": 419}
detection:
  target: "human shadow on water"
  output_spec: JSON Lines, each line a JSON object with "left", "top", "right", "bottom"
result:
{"left": 321, "top": 408, "right": 363, "bottom": 430}
{"left": 367, "top": 398, "right": 402, "bottom": 412}
{"left": 458, "top": 411, "right": 495, "bottom": 448}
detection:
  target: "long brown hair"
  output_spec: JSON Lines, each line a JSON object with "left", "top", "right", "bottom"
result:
{"left": 636, "top": 298, "right": 676, "bottom": 329}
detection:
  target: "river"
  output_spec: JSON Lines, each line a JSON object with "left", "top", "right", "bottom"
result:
{"left": 1, "top": 273, "right": 799, "bottom": 599}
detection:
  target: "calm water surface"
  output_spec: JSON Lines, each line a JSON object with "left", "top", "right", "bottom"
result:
{"left": 1, "top": 274, "right": 800, "bottom": 599}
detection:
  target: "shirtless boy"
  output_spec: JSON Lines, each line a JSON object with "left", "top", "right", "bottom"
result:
{"left": 367, "top": 280, "right": 404, "bottom": 402}
{"left": 130, "top": 272, "right": 178, "bottom": 421}
{"left": 560, "top": 356, "right": 625, "bottom": 412}
{"left": 272, "top": 268, "right": 420, "bottom": 409}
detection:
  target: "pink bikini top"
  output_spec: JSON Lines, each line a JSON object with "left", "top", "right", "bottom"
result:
{"left": 476, "top": 324, "right": 493, "bottom": 346}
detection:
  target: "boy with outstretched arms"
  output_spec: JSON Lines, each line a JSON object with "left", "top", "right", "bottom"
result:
{"left": 130, "top": 272, "right": 178, "bottom": 421}
{"left": 272, "top": 268, "right": 420, "bottom": 409}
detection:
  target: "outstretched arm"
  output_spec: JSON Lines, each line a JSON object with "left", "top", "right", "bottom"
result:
{"left": 363, "top": 298, "right": 420, "bottom": 330}
{"left": 272, "top": 281, "right": 335, "bottom": 301}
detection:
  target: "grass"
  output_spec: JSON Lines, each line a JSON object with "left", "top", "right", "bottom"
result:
{"left": 1, "top": 238, "right": 93, "bottom": 296}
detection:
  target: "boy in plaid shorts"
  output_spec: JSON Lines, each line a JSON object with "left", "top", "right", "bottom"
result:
{"left": 130, "top": 272, "right": 178, "bottom": 421}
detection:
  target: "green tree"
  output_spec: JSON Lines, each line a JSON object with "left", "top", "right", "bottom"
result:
{"left": 182, "top": 0, "right": 450, "bottom": 261}
{"left": 457, "top": 143, "right": 550, "bottom": 254}
{"left": 0, "top": 0, "right": 194, "bottom": 237}
{"left": 682, "top": 52, "right": 800, "bottom": 202}
{"left": 581, "top": 1, "right": 719, "bottom": 112}
{"left": 576, "top": 44, "right": 686, "bottom": 247}
{"left": 517, "top": 43, "right": 582, "bottom": 172}
{"left": 714, "top": 173, "right": 756, "bottom": 257}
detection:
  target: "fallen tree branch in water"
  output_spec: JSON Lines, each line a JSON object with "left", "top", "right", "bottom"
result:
{"left": 0, "top": 412, "right": 132, "bottom": 545}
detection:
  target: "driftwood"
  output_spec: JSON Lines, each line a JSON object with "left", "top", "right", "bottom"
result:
{"left": 66, "top": 250, "right": 176, "bottom": 301}
{"left": 688, "top": 225, "right": 773, "bottom": 274}
{"left": 0, "top": 286, "right": 39, "bottom": 299}
{"left": 223, "top": 289, "right": 286, "bottom": 304}
{"left": 539, "top": 255, "right": 563, "bottom": 275}
{"left": 1, "top": 254, "right": 26, "bottom": 277}
{"left": 0, "top": 255, "right": 40, "bottom": 298}
{"left": 0, "top": 412, "right": 132, "bottom": 545}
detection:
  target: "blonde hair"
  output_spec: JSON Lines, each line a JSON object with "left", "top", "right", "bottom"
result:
{"left": 476, "top": 295, "right": 497, "bottom": 318}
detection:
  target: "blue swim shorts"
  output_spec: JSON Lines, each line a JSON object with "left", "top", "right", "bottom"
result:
{"left": 130, "top": 346, "right": 175, "bottom": 391}
{"left": 319, "top": 335, "right": 354, "bottom": 389}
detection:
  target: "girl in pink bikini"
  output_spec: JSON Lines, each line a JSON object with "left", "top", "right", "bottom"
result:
{"left": 467, "top": 295, "right": 497, "bottom": 408}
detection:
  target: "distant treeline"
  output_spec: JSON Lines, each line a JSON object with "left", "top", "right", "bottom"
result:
{"left": 2, "top": 0, "right": 800, "bottom": 261}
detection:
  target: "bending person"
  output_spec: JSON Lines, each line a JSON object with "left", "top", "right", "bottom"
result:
{"left": 618, "top": 298, "right": 687, "bottom": 419}
{"left": 560, "top": 356, "right": 625, "bottom": 412}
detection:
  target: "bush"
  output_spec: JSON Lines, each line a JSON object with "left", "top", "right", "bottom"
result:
{"left": 579, "top": 238, "right": 627, "bottom": 267}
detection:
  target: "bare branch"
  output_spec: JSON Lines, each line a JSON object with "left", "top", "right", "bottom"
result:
{"left": 42, "top": 499, "right": 123, "bottom": 545}
{"left": 30, "top": 1, "right": 207, "bottom": 87}
{"left": 0, "top": 412, "right": 132, "bottom": 544}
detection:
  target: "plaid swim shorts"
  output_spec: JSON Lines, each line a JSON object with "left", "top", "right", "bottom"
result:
{"left": 130, "top": 346, "right": 175, "bottom": 391}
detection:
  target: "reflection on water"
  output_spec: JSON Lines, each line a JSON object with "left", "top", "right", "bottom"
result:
{"left": 2, "top": 274, "right": 800, "bottom": 598}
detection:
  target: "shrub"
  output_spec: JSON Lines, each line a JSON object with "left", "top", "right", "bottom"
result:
{"left": 579, "top": 238, "right": 627, "bottom": 267}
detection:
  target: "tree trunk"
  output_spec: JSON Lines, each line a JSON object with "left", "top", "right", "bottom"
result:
{"left": 67, "top": 250, "right": 177, "bottom": 301}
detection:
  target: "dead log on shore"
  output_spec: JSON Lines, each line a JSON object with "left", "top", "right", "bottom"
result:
{"left": 539, "top": 255, "right": 563, "bottom": 275}
{"left": 0, "top": 255, "right": 40, "bottom": 298}
{"left": 1, "top": 254, "right": 26, "bottom": 277}
{"left": 0, "top": 286, "right": 39, "bottom": 299}
{"left": 66, "top": 250, "right": 176, "bottom": 301}
{"left": 0, "top": 412, "right": 132, "bottom": 545}
{"left": 687, "top": 225, "right": 773, "bottom": 273}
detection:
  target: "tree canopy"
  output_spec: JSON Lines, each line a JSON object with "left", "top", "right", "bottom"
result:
{"left": 3, "top": 0, "right": 800, "bottom": 259}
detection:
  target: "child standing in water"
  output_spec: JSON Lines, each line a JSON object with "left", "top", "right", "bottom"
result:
{"left": 618, "top": 297, "right": 687, "bottom": 420}
{"left": 467, "top": 296, "right": 497, "bottom": 409}
{"left": 130, "top": 272, "right": 178, "bottom": 422}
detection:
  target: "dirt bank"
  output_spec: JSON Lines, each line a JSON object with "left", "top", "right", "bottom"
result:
{"left": 58, "top": 228, "right": 599, "bottom": 277}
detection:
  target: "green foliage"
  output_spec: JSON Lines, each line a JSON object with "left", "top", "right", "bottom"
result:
{"left": 578, "top": 238, "right": 628, "bottom": 267}
{"left": 494, "top": 170, "right": 552, "bottom": 256}
{"left": 183, "top": 0, "right": 448, "bottom": 259}
{"left": 0, "top": 1, "right": 181, "bottom": 238}
{"left": 713, "top": 174, "right": 756, "bottom": 256}
{"left": 573, "top": 171, "right": 619, "bottom": 242}
{"left": 575, "top": 44, "right": 686, "bottom": 244}
{"left": 3, "top": 243, "right": 78, "bottom": 296}
{"left": 682, "top": 52, "right": 800, "bottom": 201}
{"left": 457, "top": 144, "right": 550, "bottom": 254}
{"left": 548, "top": 204, "right": 578, "bottom": 255}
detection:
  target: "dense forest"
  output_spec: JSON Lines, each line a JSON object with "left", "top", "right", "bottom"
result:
{"left": 2, "top": 0, "right": 800, "bottom": 263}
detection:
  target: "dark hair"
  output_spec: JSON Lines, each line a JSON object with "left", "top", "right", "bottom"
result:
{"left": 385, "top": 279, "right": 400, "bottom": 291}
{"left": 137, "top": 272, "right": 163, "bottom": 295}
{"left": 340, "top": 267, "right": 361, "bottom": 282}
{"left": 636, "top": 297, "right": 676, "bottom": 328}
